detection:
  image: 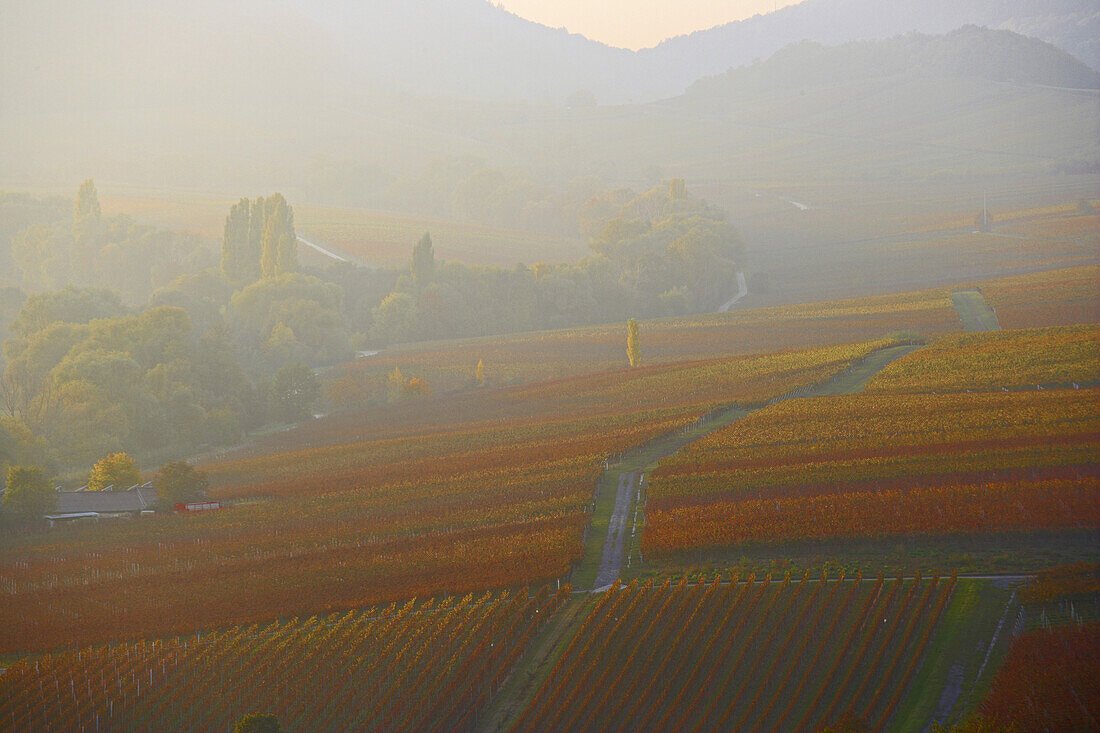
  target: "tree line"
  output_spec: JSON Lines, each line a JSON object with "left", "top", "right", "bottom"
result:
{"left": 0, "top": 178, "right": 743, "bottom": 497}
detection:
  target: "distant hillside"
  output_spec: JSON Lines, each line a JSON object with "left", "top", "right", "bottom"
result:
{"left": 644, "top": 0, "right": 1100, "bottom": 97}
{"left": 686, "top": 26, "right": 1100, "bottom": 98}
{"left": 283, "top": 0, "right": 636, "bottom": 104}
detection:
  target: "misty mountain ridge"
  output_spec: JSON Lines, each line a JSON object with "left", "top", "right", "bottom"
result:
{"left": 645, "top": 0, "right": 1099, "bottom": 99}
{"left": 3, "top": 0, "right": 1097, "bottom": 111}
{"left": 285, "top": 0, "right": 1100, "bottom": 103}
{"left": 686, "top": 25, "right": 1100, "bottom": 100}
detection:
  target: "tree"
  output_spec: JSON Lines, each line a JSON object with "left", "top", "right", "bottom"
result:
{"left": 87, "top": 452, "right": 140, "bottom": 491}
{"left": 403, "top": 377, "right": 432, "bottom": 397}
{"left": 261, "top": 194, "right": 296, "bottom": 279}
{"left": 669, "top": 178, "right": 686, "bottom": 200}
{"left": 626, "top": 318, "right": 640, "bottom": 367}
{"left": 268, "top": 363, "right": 320, "bottom": 423}
{"left": 222, "top": 198, "right": 252, "bottom": 283}
{"left": 10, "top": 286, "right": 127, "bottom": 337}
{"left": 72, "top": 180, "right": 104, "bottom": 272}
{"left": 387, "top": 365, "right": 406, "bottom": 402}
{"left": 475, "top": 359, "right": 485, "bottom": 387}
{"left": 155, "top": 461, "right": 208, "bottom": 509}
{"left": 234, "top": 714, "right": 280, "bottom": 733}
{"left": 369, "top": 292, "right": 419, "bottom": 345}
{"left": 411, "top": 232, "right": 435, "bottom": 288}
{"left": 2, "top": 465, "right": 54, "bottom": 524}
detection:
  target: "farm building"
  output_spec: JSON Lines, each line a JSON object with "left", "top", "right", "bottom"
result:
{"left": 44, "top": 484, "right": 159, "bottom": 525}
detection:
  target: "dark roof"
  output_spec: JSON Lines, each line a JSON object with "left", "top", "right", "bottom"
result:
{"left": 52, "top": 486, "right": 158, "bottom": 515}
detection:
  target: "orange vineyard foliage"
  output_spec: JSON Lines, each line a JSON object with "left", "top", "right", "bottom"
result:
{"left": 0, "top": 586, "right": 570, "bottom": 733}
{"left": 0, "top": 341, "right": 881, "bottom": 655}
{"left": 980, "top": 264, "right": 1100, "bottom": 330}
{"left": 645, "top": 386, "right": 1099, "bottom": 556}
{"left": 866, "top": 324, "right": 1099, "bottom": 394}
{"left": 513, "top": 572, "right": 955, "bottom": 732}
{"left": 977, "top": 623, "right": 1100, "bottom": 731}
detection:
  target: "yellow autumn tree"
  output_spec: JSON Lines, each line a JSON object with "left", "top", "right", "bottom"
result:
{"left": 387, "top": 365, "right": 406, "bottom": 402}
{"left": 87, "top": 452, "right": 140, "bottom": 491}
{"left": 627, "top": 318, "right": 640, "bottom": 367}
{"left": 475, "top": 359, "right": 486, "bottom": 387}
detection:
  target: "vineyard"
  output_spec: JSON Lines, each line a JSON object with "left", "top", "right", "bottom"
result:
{"left": 0, "top": 585, "right": 570, "bottom": 732}
{"left": 865, "top": 324, "right": 1099, "bottom": 393}
{"left": 978, "top": 264, "right": 1100, "bottom": 330}
{"left": 327, "top": 262, "right": 1100, "bottom": 406}
{"left": 0, "top": 341, "right": 886, "bottom": 655}
{"left": 511, "top": 571, "right": 956, "bottom": 732}
{"left": 325, "top": 287, "right": 962, "bottom": 403}
{"left": 644, "top": 388, "right": 1099, "bottom": 555}
{"left": 974, "top": 623, "right": 1100, "bottom": 731}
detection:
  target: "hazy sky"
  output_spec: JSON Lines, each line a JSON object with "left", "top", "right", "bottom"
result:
{"left": 496, "top": 0, "right": 803, "bottom": 50}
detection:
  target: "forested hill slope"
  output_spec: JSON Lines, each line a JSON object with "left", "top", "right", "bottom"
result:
{"left": 685, "top": 26, "right": 1100, "bottom": 100}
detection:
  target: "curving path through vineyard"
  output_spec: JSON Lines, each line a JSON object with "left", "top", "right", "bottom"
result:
{"left": 594, "top": 472, "right": 641, "bottom": 590}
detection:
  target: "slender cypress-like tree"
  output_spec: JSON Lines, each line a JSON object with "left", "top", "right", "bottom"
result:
{"left": 411, "top": 232, "right": 435, "bottom": 288}
{"left": 261, "top": 194, "right": 296, "bottom": 279}
{"left": 221, "top": 198, "right": 252, "bottom": 283}
{"left": 246, "top": 196, "right": 266, "bottom": 282}
{"left": 627, "top": 318, "right": 640, "bottom": 367}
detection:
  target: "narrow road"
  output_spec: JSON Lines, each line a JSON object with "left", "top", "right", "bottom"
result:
{"left": 718, "top": 271, "right": 749, "bottom": 312}
{"left": 594, "top": 471, "right": 640, "bottom": 591}
{"left": 951, "top": 289, "right": 1001, "bottom": 332}
{"left": 297, "top": 235, "right": 351, "bottom": 263}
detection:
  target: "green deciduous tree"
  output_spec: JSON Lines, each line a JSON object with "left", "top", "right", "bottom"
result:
{"left": 2, "top": 465, "right": 55, "bottom": 524}
{"left": 155, "top": 461, "right": 208, "bottom": 509}
{"left": 370, "top": 292, "right": 419, "bottom": 344}
{"left": 627, "top": 318, "right": 640, "bottom": 367}
{"left": 87, "top": 452, "right": 140, "bottom": 491}
{"left": 269, "top": 363, "right": 320, "bottom": 423}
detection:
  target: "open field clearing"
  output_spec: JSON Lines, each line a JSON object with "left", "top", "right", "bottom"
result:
{"left": 509, "top": 573, "right": 959, "bottom": 732}
{"left": 0, "top": 341, "right": 885, "bottom": 655}
{"left": 0, "top": 586, "right": 570, "bottom": 732}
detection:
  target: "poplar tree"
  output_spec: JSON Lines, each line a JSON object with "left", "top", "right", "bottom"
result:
{"left": 247, "top": 196, "right": 267, "bottom": 282}
{"left": 73, "top": 179, "right": 104, "bottom": 271}
{"left": 411, "top": 232, "right": 435, "bottom": 288}
{"left": 221, "top": 198, "right": 252, "bottom": 283}
{"left": 261, "top": 194, "right": 296, "bottom": 279}
{"left": 627, "top": 318, "right": 640, "bottom": 367}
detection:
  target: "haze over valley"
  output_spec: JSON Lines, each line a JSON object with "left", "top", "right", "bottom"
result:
{"left": 0, "top": 2, "right": 1097, "bottom": 731}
